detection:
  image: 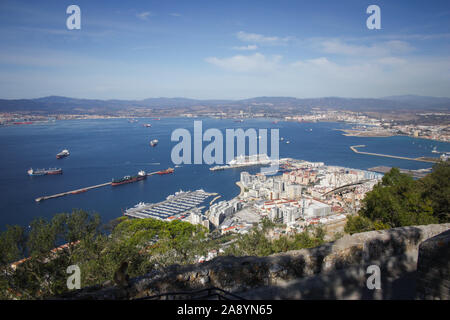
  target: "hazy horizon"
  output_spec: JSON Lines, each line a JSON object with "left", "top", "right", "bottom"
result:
{"left": 3, "top": 94, "right": 450, "bottom": 101}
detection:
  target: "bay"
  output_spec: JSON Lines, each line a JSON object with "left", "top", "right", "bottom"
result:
{"left": 0, "top": 117, "right": 447, "bottom": 229}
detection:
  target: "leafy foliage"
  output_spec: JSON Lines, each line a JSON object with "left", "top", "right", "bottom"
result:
{"left": 418, "top": 161, "right": 450, "bottom": 223}
{"left": 345, "top": 161, "right": 449, "bottom": 234}
{"left": 224, "top": 225, "right": 325, "bottom": 256}
{"left": 0, "top": 210, "right": 330, "bottom": 299}
{"left": 0, "top": 210, "right": 210, "bottom": 299}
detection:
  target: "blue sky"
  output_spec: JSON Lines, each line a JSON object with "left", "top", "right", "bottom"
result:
{"left": 0, "top": 0, "right": 449, "bottom": 99}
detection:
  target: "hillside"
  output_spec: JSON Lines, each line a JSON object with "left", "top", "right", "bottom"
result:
{"left": 1, "top": 95, "right": 449, "bottom": 115}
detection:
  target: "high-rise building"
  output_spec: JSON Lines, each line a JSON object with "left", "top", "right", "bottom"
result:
{"left": 240, "top": 171, "right": 251, "bottom": 186}
{"left": 286, "top": 184, "right": 302, "bottom": 199}
{"left": 273, "top": 180, "right": 284, "bottom": 193}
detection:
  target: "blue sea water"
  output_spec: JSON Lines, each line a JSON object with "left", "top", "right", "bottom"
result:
{"left": 0, "top": 117, "right": 448, "bottom": 229}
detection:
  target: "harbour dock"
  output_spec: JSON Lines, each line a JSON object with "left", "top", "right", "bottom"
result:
{"left": 210, "top": 195, "right": 221, "bottom": 205}
{"left": 124, "top": 190, "right": 217, "bottom": 221}
{"left": 35, "top": 182, "right": 112, "bottom": 202}
{"left": 35, "top": 170, "right": 168, "bottom": 202}
{"left": 350, "top": 145, "right": 439, "bottom": 163}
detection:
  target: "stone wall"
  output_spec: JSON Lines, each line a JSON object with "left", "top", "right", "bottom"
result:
{"left": 58, "top": 223, "right": 450, "bottom": 300}
{"left": 416, "top": 229, "right": 450, "bottom": 299}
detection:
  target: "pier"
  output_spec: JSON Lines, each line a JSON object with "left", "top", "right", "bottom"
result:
{"left": 35, "top": 170, "right": 167, "bottom": 203}
{"left": 210, "top": 195, "right": 221, "bottom": 205}
{"left": 350, "top": 145, "right": 439, "bottom": 163}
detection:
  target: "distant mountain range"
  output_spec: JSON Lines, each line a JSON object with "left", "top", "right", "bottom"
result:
{"left": 0, "top": 95, "right": 449, "bottom": 114}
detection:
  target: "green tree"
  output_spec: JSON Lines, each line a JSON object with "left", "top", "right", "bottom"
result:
{"left": 345, "top": 166, "right": 442, "bottom": 235}
{"left": 358, "top": 168, "right": 437, "bottom": 228}
{"left": 0, "top": 225, "right": 26, "bottom": 265}
{"left": 344, "top": 215, "right": 375, "bottom": 235}
{"left": 418, "top": 160, "right": 450, "bottom": 223}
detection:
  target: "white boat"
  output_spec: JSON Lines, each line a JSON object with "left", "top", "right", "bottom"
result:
{"left": 150, "top": 139, "right": 159, "bottom": 147}
{"left": 56, "top": 149, "right": 70, "bottom": 159}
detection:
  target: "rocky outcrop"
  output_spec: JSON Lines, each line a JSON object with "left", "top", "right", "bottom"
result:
{"left": 58, "top": 223, "right": 450, "bottom": 300}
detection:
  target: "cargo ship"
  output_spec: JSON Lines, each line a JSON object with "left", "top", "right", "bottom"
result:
{"left": 13, "top": 121, "right": 34, "bottom": 125}
{"left": 56, "top": 149, "right": 70, "bottom": 159}
{"left": 28, "top": 168, "right": 62, "bottom": 176}
{"left": 150, "top": 139, "right": 158, "bottom": 147}
{"left": 111, "top": 170, "right": 147, "bottom": 186}
{"left": 156, "top": 168, "right": 174, "bottom": 175}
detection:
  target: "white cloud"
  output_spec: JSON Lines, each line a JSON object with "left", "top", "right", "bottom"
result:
{"left": 305, "top": 57, "right": 332, "bottom": 67}
{"left": 203, "top": 49, "right": 450, "bottom": 97}
{"left": 205, "top": 53, "right": 282, "bottom": 73}
{"left": 136, "top": 11, "right": 153, "bottom": 20}
{"left": 232, "top": 45, "right": 258, "bottom": 51}
{"left": 370, "top": 33, "right": 450, "bottom": 41}
{"left": 318, "top": 39, "right": 414, "bottom": 57}
{"left": 376, "top": 57, "right": 407, "bottom": 66}
{"left": 287, "top": 55, "right": 450, "bottom": 97}
{"left": 236, "top": 31, "right": 292, "bottom": 45}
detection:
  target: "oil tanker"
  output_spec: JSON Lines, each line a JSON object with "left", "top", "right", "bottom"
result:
{"left": 112, "top": 170, "right": 147, "bottom": 186}
{"left": 156, "top": 168, "right": 174, "bottom": 175}
{"left": 28, "top": 168, "right": 62, "bottom": 176}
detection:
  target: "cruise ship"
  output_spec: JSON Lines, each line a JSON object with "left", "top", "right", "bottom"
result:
{"left": 210, "top": 154, "right": 274, "bottom": 171}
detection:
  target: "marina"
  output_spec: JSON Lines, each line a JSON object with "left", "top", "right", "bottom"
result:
{"left": 123, "top": 189, "right": 217, "bottom": 221}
